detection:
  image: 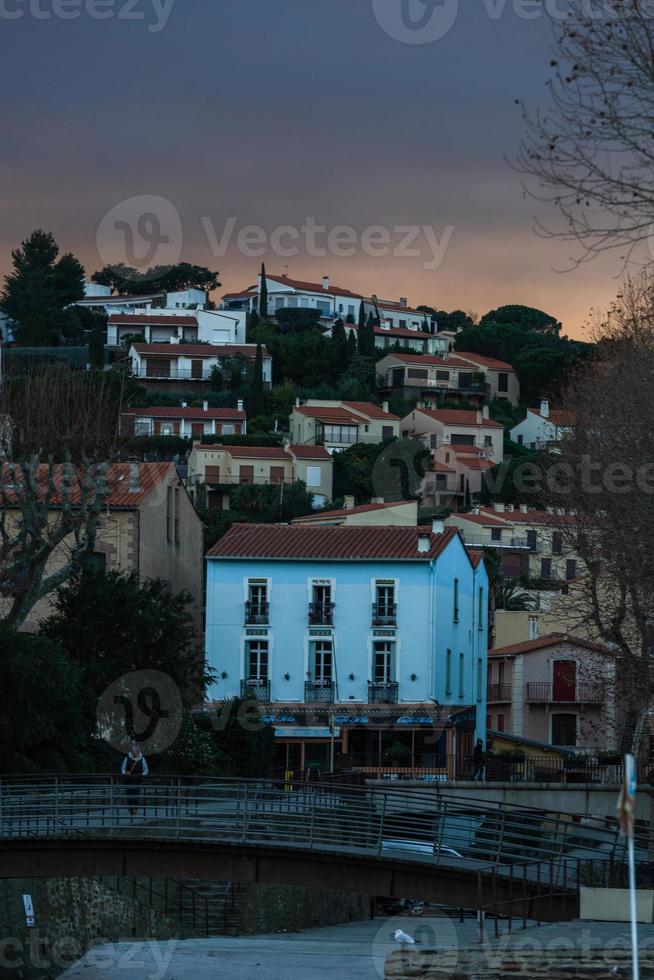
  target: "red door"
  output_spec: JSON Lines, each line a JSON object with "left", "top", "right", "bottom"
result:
{"left": 552, "top": 660, "right": 576, "bottom": 702}
{"left": 239, "top": 466, "right": 254, "bottom": 484}
{"left": 270, "top": 466, "right": 285, "bottom": 485}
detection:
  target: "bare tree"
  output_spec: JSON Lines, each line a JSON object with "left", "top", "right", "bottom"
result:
{"left": 0, "top": 366, "right": 128, "bottom": 629}
{"left": 545, "top": 275, "right": 654, "bottom": 747}
{"left": 518, "top": 0, "right": 654, "bottom": 266}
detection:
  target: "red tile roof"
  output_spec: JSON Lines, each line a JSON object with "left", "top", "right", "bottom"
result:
{"left": 416, "top": 408, "right": 503, "bottom": 429}
{"left": 131, "top": 343, "right": 269, "bottom": 358}
{"left": 342, "top": 401, "right": 399, "bottom": 421}
{"left": 1, "top": 461, "right": 175, "bottom": 509}
{"left": 123, "top": 406, "right": 246, "bottom": 420}
{"left": 374, "top": 326, "right": 433, "bottom": 340}
{"left": 483, "top": 507, "right": 577, "bottom": 526}
{"left": 265, "top": 273, "right": 363, "bottom": 300}
{"left": 109, "top": 315, "right": 197, "bottom": 326}
{"left": 489, "top": 632, "right": 612, "bottom": 657}
{"left": 455, "top": 352, "right": 515, "bottom": 371}
{"left": 454, "top": 511, "right": 508, "bottom": 527}
{"left": 291, "top": 500, "right": 414, "bottom": 522}
{"left": 379, "top": 352, "right": 473, "bottom": 368}
{"left": 206, "top": 445, "right": 290, "bottom": 459}
{"left": 467, "top": 548, "right": 484, "bottom": 568}
{"left": 530, "top": 407, "right": 576, "bottom": 426}
{"left": 431, "top": 461, "right": 455, "bottom": 473}
{"left": 222, "top": 289, "right": 257, "bottom": 299}
{"left": 208, "top": 523, "right": 459, "bottom": 560}
{"left": 287, "top": 445, "right": 332, "bottom": 460}
{"left": 294, "top": 405, "right": 362, "bottom": 424}
{"left": 377, "top": 300, "right": 430, "bottom": 317}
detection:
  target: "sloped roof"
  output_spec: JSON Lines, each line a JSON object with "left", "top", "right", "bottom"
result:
{"left": 294, "top": 405, "right": 362, "bottom": 424}
{"left": 208, "top": 523, "right": 459, "bottom": 560}
{"left": 131, "top": 343, "right": 269, "bottom": 358}
{"left": 379, "top": 352, "right": 473, "bottom": 368}
{"left": 291, "top": 500, "right": 414, "bottom": 523}
{"left": 266, "top": 273, "right": 363, "bottom": 300}
{"left": 530, "top": 407, "right": 576, "bottom": 426}
{"left": 489, "top": 632, "right": 613, "bottom": 657}
{"left": 454, "top": 352, "right": 515, "bottom": 371}
{"left": 416, "top": 408, "right": 503, "bottom": 429}
{"left": 1, "top": 461, "right": 175, "bottom": 509}
{"left": 342, "top": 401, "right": 399, "bottom": 421}
{"left": 287, "top": 445, "right": 333, "bottom": 460}
{"left": 109, "top": 315, "right": 197, "bottom": 326}
{"left": 123, "top": 406, "right": 246, "bottom": 420}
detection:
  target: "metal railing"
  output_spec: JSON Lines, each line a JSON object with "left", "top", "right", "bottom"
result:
{"left": 525, "top": 682, "right": 604, "bottom": 704}
{"left": 244, "top": 601, "right": 269, "bottom": 625}
{"left": 371, "top": 603, "right": 397, "bottom": 627}
{"left": 240, "top": 679, "right": 270, "bottom": 701}
{"left": 487, "top": 683, "right": 512, "bottom": 702}
{"left": 308, "top": 602, "right": 334, "bottom": 626}
{"left": 0, "top": 775, "right": 642, "bottom": 886}
{"left": 304, "top": 681, "right": 335, "bottom": 703}
{"left": 368, "top": 681, "right": 399, "bottom": 704}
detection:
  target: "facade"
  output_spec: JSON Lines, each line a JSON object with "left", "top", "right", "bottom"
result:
{"left": 107, "top": 308, "right": 247, "bottom": 348}
{"left": 76, "top": 283, "right": 210, "bottom": 316}
{"left": 401, "top": 407, "right": 504, "bottom": 463}
{"left": 510, "top": 399, "right": 575, "bottom": 450}
{"left": 187, "top": 443, "right": 333, "bottom": 509}
{"left": 128, "top": 342, "right": 272, "bottom": 385}
{"left": 292, "top": 499, "right": 419, "bottom": 527}
{"left": 4, "top": 462, "right": 204, "bottom": 634}
{"left": 205, "top": 522, "right": 488, "bottom": 775}
{"left": 446, "top": 509, "right": 534, "bottom": 578}
{"left": 377, "top": 352, "right": 519, "bottom": 406}
{"left": 487, "top": 633, "right": 618, "bottom": 752}
{"left": 121, "top": 403, "right": 247, "bottom": 439}
{"left": 370, "top": 324, "right": 446, "bottom": 355}
{"left": 290, "top": 400, "right": 400, "bottom": 452}
{"left": 422, "top": 445, "right": 496, "bottom": 512}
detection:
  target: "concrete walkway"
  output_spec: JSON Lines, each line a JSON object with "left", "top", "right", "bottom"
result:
{"left": 58, "top": 917, "right": 654, "bottom": 980}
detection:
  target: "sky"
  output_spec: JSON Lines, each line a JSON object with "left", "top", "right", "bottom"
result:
{"left": 0, "top": 0, "right": 627, "bottom": 337}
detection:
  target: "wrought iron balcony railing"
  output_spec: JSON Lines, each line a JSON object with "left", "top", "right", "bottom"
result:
{"left": 487, "top": 683, "right": 512, "bottom": 702}
{"left": 240, "top": 679, "right": 271, "bottom": 701}
{"left": 308, "top": 602, "right": 335, "bottom": 626}
{"left": 525, "top": 681, "right": 604, "bottom": 704}
{"left": 244, "top": 601, "right": 269, "bottom": 625}
{"left": 304, "top": 681, "right": 335, "bottom": 703}
{"left": 368, "top": 681, "right": 399, "bottom": 704}
{"left": 372, "top": 603, "right": 397, "bottom": 627}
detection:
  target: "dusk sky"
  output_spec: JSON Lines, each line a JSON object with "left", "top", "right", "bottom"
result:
{"left": 0, "top": 0, "right": 627, "bottom": 336}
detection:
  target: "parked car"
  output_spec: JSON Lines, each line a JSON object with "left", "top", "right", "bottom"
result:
{"left": 380, "top": 838, "right": 462, "bottom": 858}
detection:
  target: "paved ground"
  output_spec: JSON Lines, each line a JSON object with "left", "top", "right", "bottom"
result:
{"left": 58, "top": 917, "right": 654, "bottom": 980}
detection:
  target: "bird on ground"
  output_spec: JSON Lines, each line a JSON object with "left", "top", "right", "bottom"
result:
{"left": 393, "top": 929, "right": 422, "bottom": 945}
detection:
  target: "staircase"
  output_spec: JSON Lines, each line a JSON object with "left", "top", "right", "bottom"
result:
{"left": 171, "top": 879, "right": 242, "bottom": 936}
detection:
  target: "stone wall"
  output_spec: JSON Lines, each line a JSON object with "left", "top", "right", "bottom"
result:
{"left": 235, "top": 882, "right": 371, "bottom": 935}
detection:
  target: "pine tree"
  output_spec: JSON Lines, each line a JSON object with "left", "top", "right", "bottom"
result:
{"left": 246, "top": 342, "right": 267, "bottom": 418}
{"left": 259, "top": 263, "right": 268, "bottom": 318}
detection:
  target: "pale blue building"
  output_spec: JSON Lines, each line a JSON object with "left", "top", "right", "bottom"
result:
{"left": 205, "top": 521, "right": 488, "bottom": 775}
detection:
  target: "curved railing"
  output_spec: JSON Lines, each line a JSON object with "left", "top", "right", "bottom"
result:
{"left": 0, "top": 775, "right": 645, "bottom": 888}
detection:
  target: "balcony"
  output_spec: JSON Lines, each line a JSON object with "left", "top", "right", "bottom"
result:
{"left": 525, "top": 681, "right": 604, "bottom": 704}
{"left": 372, "top": 603, "right": 397, "bottom": 627}
{"left": 308, "top": 602, "right": 335, "bottom": 626}
{"left": 458, "top": 532, "right": 533, "bottom": 551}
{"left": 244, "top": 601, "right": 269, "bottom": 626}
{"left": 240, "top": 679, "right": 271, "bottom": 701}
{"left": 368, "top": 681, "right": 399, "bottom": 704}
{"left": 305, "top": 681, "right": 335, "bottom": 703}
{"left": 487, "top": 683, "right": 512, "bottom": 702}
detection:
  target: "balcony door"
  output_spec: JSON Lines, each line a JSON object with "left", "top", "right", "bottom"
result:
{"left": 312, "top": 641, "right": 333, "bottom": 685}
{"left": 246, "top": 640, "right": 268, "bottom": 681}
{"left": 552, "top": 660, "right": 576, "bottom": 702}
{"left": 373, "top": 641, "right": 394, "bottom": 684}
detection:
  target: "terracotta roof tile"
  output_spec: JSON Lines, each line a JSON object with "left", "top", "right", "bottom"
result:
{"left": 530, "top": 407, "right": 576, "bottom": 426}
{"left": 380, "top": 352, "right": 473, "bottom": 368}
{"left": 489, "top": 632, "right": 612, "bottom": 657}
{"left": 287, "top": 445, "right": 332, "bottom": 460}
{"left": 266, "top": 274, "right": 363, "bottom": 300}
{"left": 109, "top": 315, "right": 197, "bottom": 326}
{"left": 294, "top": 405, "right": 362, "bottom": 424}
{"left": 131, "top": 343, "right": 269, "bottom": 358}
{"left": 208, "top": 523, "right": 459, "bottom": 560}
{"left": 123, "top": 406, "right": 246, "bottom": 420}
{"left": 342, "top": 401, "right": 399, "bottom": 420}
{"left": 416, "top": 408, "right": 503, "bottom": 428}
{"left": 454, "top": 352, "right": 515, "bottom": 371}
{"left": 291, "top": 500, "right": 413, "bottom": 522}
{"left": 1, "top": 461, "right": 175, "bottom": 509}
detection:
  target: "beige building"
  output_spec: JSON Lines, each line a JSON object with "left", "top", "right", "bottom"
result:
{"left": 453, "top": 352, "right": 520, "bottom": 405}
{"left": 377, "top": 351, "right": 520, "bottom": 406}
{"left": 121, "top": 403, "right": 247, "bottom": 439}
{"left": 290, "top": 400, "right": 400, "bottom": 452}
{"left": 292, "top": 498, "right": 419, "bottom": 526}
{"left": 401, "top": 407, "right": 504, "bottom": 463}
{"left": 487, "top": 633, "right": 618, "bottom": 751}
{"left": 187, "top": 443, "right": 333, "bottom": 509}
{"left": 7, "top": 462, "right": 204, "bottom": 634}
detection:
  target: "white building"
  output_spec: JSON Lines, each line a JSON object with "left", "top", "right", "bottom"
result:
{"left": 128, "top": 341, "right": 272, "bottom": 385}
{"left": 107, "top": 308, "right": 246, "bottom": 348}
{"left": 121, "top": 402, "right": 247, "bottom": 438}
{"left": 510, "top": 399, "right": 575, "bottom": 450}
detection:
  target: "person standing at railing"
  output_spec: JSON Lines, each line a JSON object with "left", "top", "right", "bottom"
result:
{"left": 473, "top": 739, "right": 485, "bottom": 781}
{"left": 121, "top": 742, "right": 149, "bottom": 817}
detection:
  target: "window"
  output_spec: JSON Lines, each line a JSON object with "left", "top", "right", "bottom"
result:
{"left": 246, "top": 640, "right": 269, "bottom": 680}
{"left": 458, "top": 652, "right": 465, "bottom": 697}
{"left": 541, "top": 558, "right": 552, "bottom": 579}
{"left": 526, "top": 530, "right": 537, "bottom": 551}
{"left": 491, "top": 528, "right": 502, "bottom": 542}
{"left": 477, "top": 658, "right": 483, "bottom": 701}
{"left": 382, "top": 425, "right": 394, "bottom": 441}
{"left": 310, "top": 582, "right": 333, "bottom": 624}
{"left": 305, "top": 466, "right": 321, "bottom": 488}
{"left": 552, "top": 531, "right": 563, "bottom": 555}
{"left": 374, "top": 582, "right": 396, "bottom": 625}
{"left": 247, "top": 580, "right": 268, "bottom": 622}
{"left": 321, "top": 424, "right": 358, "bottom": 445}
{"left": 484, "top": 436, "right": 492, "bottom": 447}
{"left": 497, "top": 713, "right": 505, "bottom": 733}
{"left": 174, "top": 487, "right": 180, "bottom": 544}
{"left": 453, "top": 578, "right": 459, "bottom": 622}
{"left": 517, "top": 434, "right": 524, "bottom": 445}
{"left": 498, "top": 372, "right": 508, "bottom": 392}
{"left": 451, "top": 434, "right": 475, "bottom": 446}
{"left": 528, "top": 616, "right": 538, "bottom": 640}
{"left": 478, "top": 587, "right": 484, "bottom": 629}
{"left": 86, "top": 551, "right": 107, "bottom": 573}
{"left": 445, "top": 649, "right": 452, "bottom": 695}
{"left": 166, "top": 486, "right": 173, "bottom": 542}
{"left": 436, "top": 370, "right": 450, "bottom": 381}
{"left": 310, "top": 640, "right": 333, "bottom": 683}
{"left": 373, "top": 641, "right": 395, "bottom": 684}
{"left": 407, "top": 368, "right": 428, "bottom": 379}
{"left": 566, "top": 559, "right": 577, "bottom": 580}
{"left": 551, "top": 714, "right": 577, "bottom": 747}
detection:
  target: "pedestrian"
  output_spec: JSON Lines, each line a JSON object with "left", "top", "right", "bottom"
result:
{"left": 472, "top": 738, "right": 485, "bottom": 781}
{"left": 121, "top": 742, "right": 149, "bottom": 817}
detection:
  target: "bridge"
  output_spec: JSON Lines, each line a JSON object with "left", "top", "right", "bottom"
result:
{"left": 0, "top": 776, "right": 643, "bottom": 923}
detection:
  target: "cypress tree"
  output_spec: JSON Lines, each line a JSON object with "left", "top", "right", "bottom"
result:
{"left": 259, "top": 263, "right": 268, "bottom": 318}
{"left": 346, "top": 328, "right": 358, "bottom": 365}
{"left": 332, "top": 318, "right": 348, "bottom": 375}
{"left": 358, "top": 300, "right": 366, "bottom": 328}
{"left": 246, "top": 342, "right": 267, "bottom": 418}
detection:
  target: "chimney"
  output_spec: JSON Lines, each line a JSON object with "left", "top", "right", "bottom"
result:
{"left": 343, "top": 495, "right": 355, "bottom": 510}
{"left": 493, "top": 502, "right": 505, "bottom": 513}
{"left": 476, "top": 409, "right": 483, "bottom": 424}
{"left": 382, "top": 401, "right": 389, "bottom": 414}
{"left": 540, "top": 398, "right": 550, "bottom": 418}
{"left": 505, "top": 503, "right": 514, "bottom": 512}
{"left": 203, "top": 400, "right": 209, "bottom": 412}
{"left": 181, "top": 401, "right": 188, "bottom": 408}
{"left": 128, "top": 462, "right": 141, "bottom": 494}
{"left": 473, "top": 505, "right": 481, "bottom": 515}
{"left": 237, "top": 398, "right": 244, "bottom": 412}
{"left": 399, "top": 297, "right": 408, "bottom": 309}
{"left": 417, "top": 532, "right": 431, "bottom": 554}
{"left": 170, "top": 335, "right": 180, "bottom": 344}
{"left": 295, "top": 397, "right": 301, "bottom": 407}
{"left": 432, "top": 518, "right": 445, "bottom": 535}
{"left": 322, "top": 275, "right": 330, "bottom": 291}
{"left": 520, "top": 503, "right": 529, "bottom": 514}
{"left": 482, "top": 404, "right": 489, "bottom": 419}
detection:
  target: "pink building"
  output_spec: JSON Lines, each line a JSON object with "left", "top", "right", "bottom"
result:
{"left": 487, "top": 633, "right": 618, "bottom": 751}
